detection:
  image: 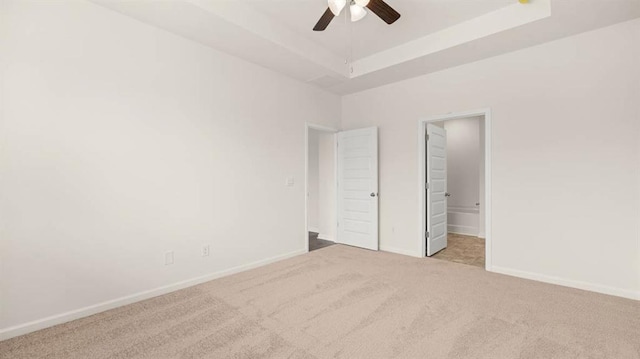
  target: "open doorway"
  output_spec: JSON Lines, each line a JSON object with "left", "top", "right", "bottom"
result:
{"left": 419, "top": 109, "right": 492, "bottom": 270}
{"left": 306, "top": 124, "right": 379, "bottom": 253}
{"left": 306, "top": 124, "right": 337, "bottom": 252}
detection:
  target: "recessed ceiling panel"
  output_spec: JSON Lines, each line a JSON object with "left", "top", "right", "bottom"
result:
{"left": 245, "top": 0, "right": 514, "bottom": 60}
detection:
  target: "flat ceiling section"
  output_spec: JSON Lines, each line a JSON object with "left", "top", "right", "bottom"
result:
{"left": 90, "top": 0, "right": 640, "bottom": 94}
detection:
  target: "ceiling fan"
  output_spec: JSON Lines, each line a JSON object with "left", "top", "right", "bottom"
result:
{"left": 313, "top": 0, "right": 401, "bottom": 31}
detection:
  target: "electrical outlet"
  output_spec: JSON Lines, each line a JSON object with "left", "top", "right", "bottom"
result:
{"left": 165, "top": 251, "right": 174, "bottom": 265}
{"left": 202, "top": 245, "right": 210, "bottom": 257}
{"left": 285, "top": 177, "right": 294, "bottom": 187}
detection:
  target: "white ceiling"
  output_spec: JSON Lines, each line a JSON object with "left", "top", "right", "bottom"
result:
{"left": 91, "top": 0, "right": 640, "bottom": 94}
{"left": 248, "top": 0, "right": 514, "bottom": 60}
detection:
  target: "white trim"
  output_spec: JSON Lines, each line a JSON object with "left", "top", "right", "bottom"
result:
{"left": 485, "top": 111, "right": 492, "bottom": 270}
{"left": 418, "top": 108, "right": 492, "bottom": 271}
{"left": 308, "top": 226, "right": 320, "bottom": 234}
{"left": 448, "top": 206, "right": 480, "bottom": 236}
{"left": 0, "top": 249, "right": 306, "bottom": 341}
{"left": 448, "top": 205, "right": 479, "bottom": 214}
{"left": 380, "top": 245, "right": 422, "bottom": 258}
{"left": 447, "top": 225, "right": 479, "bottom": 237}
{"left": 305, "top": 125, "right": 309, "bottom": 253}
{"left": 308, "top": 123, "right": 339, "bottom": 132}
{"left": 305, "top": 123, "right": 339, "bottom": 254}
{"left": 491, "top": 266, "right": 640, "bottom": 301}
{"left": 332, "top": 134, "right": 338, "bottom": 244}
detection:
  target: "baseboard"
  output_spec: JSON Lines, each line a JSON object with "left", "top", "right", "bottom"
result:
{"left": 491, "top": 266, "right": 640, "bottom": 301}
{"left": 317, "top": 233, "right": 334, "bottom": 242}
{"left": 380, "top": 245, "right": 422, "bottom": 258}
{"left": 448, "top": 206, "right": 479, "bottom": 214}
{"left": 308, "top": 226, "right": 319, "bottom": 233}
{"left": 448, "top": 225, "right": 479, "bottom": 237}
{"left": 0, "top": 249, "right": 306, "bottom": 341}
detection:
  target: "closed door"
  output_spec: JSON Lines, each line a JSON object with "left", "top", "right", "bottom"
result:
{"left": 337, "top": 127, "right": 378, "bottom": 250}
{"left": 426, "top": 124, "right": 447, "bottom": 256}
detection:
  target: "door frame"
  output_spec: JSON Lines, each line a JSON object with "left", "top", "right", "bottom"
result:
{"left": 305, "top": 123, "right": 338, "bottom": 253}
{"left": 418, "top": 109, "right": 493, "bottom": 270}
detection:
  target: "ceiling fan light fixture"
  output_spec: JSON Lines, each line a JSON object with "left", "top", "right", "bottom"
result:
{"left": 328, "top": 0, "right": 346, "bottom": 16}
{"left": 314, "top": 0, "right": 400, "bottom": 31}
{"left": 350, "top": 3, "right": 367, "bottom": 22}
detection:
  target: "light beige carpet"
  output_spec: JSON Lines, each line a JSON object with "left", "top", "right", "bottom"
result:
{"left": 1, "top": 245, "right": 639, "bottom": 359}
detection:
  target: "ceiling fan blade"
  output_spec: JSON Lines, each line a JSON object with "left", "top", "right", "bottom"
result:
{"left": 366, "top": 0, "right": 400, "bottom": 24}
{"left": 313, "top": 8, "right": 335, "bottom": 31}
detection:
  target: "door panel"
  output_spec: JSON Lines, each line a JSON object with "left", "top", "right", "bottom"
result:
{"left": 427, "top": 124, "right": 447, "bottom": 256}
{"left": 337, "top": 127, "right": 378, "bottom": 251}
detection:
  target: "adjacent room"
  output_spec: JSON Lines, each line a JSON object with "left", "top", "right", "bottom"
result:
{"left": 307, "top": 126, "right": 337, "bottom": 252}
{"left": 1, "top": 0, "right": 639, "bottom": 358}
{"left": 428, "top": 116, "right": 486, "bottom": 268}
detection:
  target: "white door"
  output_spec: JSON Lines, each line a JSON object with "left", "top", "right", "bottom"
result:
{"left": 426, "top": 124, "right": 447, "bottom": 256}
{"left": 337, "top": 127, "right": 378, "bottom": 250}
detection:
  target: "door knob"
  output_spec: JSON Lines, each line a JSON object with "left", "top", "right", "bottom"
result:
{"left": 370, "top": 192, "right": 377, "bottom": 197}
{"left": 445, "top": 192, "right": 451, "bottom": 197}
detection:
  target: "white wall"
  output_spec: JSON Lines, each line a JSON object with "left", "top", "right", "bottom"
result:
{"left": 317, "top": 133, "right": 336, "bottom": 241}
{"left": 1, "top": 1, "right": 638, "bottom": 342}
{"left": 0, "top": 0, "right": 340, "bottom": 337}
{"left": 445, "top": 117, "right": 480, "bottom": 210}
{"left": 342, "top": 19, "right": 640, "bottom": 299}
{"left": 444, "top": 117, "right": 481, "bottom": 236}
{"left": 307, "top": 130, "right": 320, "bottom": 232}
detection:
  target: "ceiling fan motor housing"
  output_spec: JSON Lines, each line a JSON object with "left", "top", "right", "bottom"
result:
{"left": 314, "top": 0, "right": 401, "bottom": 31}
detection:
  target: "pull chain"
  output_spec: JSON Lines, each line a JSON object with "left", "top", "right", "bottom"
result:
{"left": 344, "top": 5, "right": 349, "bottom": 69}
{"left": 350, "top": 4, "right": 353, "bottom": 74}
{"left": 344, "top": 1, "right": 353, "bottom": 74}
